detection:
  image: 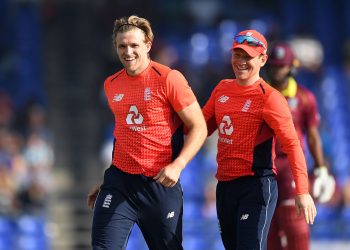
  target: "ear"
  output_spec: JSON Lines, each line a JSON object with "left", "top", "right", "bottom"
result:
{"left": 260, "top": 54, "right": 268, "bottom": 67}
{"left": 146, "top": 41, "right": 152, "bottom": 53}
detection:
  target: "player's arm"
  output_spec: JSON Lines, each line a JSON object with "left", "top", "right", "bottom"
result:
{"left": 154, "top": 70, "right": 207, "bottom": 187}
{"left": 304, "top": 90, "right": 335, "bottom": 202}
{"left": 307, "top": 125, "right": 335, "bottom": 203}
{"left": 87, "top": 183, "right": 101, "bottom": 209}
{"left": 304, "top": 90, "right": 325, "bottom": 167}
{"left": 307, "top": 125, "right": 324, "bottom": 166}
{"left": 263, "top": 90, "right": 316, "bottom": 224}
{"left": 154, "top": 101, "right": 207, "bottom": 187}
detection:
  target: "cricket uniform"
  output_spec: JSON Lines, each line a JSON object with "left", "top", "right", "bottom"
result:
{"left": 202, "top": 78, "right": 309, "bottom": 250}
{"left": 268, "top": 77, "right": 319, "bottom": 250}
{"left": 92, "top": 61, "right": 196, "bottom": 250}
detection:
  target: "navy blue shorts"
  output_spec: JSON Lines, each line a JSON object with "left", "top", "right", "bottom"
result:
{"left": 92, "top": 166, "right": 184, "bottom": 250}
{"left": 216, "top": 175, "right": 277, "bottom": 250}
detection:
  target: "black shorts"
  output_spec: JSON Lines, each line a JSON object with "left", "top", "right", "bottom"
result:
{"left": 216, "top": 175, "right": 278, "bottom": 250}
{"left": 92, "top": 165, "right": 184, "bottom": 250}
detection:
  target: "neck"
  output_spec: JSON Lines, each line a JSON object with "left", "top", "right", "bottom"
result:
{"left": 126, "top": 59, "right": 151, "bottom": 76}
{"left": 236, "top": 75, "right": 260, "bottom": 86}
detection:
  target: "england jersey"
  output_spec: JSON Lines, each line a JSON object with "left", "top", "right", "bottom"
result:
{"left": 104, "top": 61, "right": 196, "bottom": 176}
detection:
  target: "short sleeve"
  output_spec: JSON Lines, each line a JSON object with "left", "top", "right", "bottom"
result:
{"left": 166, "top": 70, "right": 197, "bottom": 112}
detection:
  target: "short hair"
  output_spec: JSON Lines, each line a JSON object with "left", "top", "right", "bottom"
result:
{"left": 112, "top": 15, "right": 154, "bottom": 48}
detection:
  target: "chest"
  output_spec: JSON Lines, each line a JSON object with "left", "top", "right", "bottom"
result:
{"left": 214, "top": 92, "right": 264, "bottom": 126}
{"left": 106, "top": 81, "right": 168, "bottom": 121}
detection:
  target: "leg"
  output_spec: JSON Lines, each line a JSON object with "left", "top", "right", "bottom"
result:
{"left": 236, "top": 176, "right": 277, "bottom": 250}
{"left": 279, "top": 205, "right": 310, "bottom": 250}
{"left": 138, "top": 180, "right": 184, "bottom": 250}
{"left": 91, "top": 166, "right": 138, "bottom": 250}
{"left": 216, "top": 181, "right": 238, "bottom": 250}
{"left": 92, "top": 189, "right": 136, "bottom": 250}
{"left": 273, "top": 157, "right": 309, "bottom": 250}
{"left": 267, "top": 205, "right": 284, "bottom": 250}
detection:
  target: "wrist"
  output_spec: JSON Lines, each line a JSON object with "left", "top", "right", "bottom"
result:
{"left": 174, "top": 157, "right": 187, "bottom": 170}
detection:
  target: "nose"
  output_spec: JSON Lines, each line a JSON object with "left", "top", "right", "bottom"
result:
{"left": 125, "top": 46, "right": 133, "bottom": 54}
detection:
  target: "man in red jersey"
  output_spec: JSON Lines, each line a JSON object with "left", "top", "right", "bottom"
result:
{"left": 86, "top": 15, "right": 207, "bottom": 250}
{"left": 202, "top": 30, "right": 316, "bottom": 250}
{"left": 266, "top": 42, "right": 335, "bottom": 250}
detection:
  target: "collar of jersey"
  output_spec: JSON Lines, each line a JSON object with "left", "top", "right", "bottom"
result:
{"left": 281, "top": 77, "right": 297, "bottom": 98}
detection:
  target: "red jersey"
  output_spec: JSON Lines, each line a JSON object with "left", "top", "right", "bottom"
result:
{"left": 275, "top": 77, "right": 320, "bottom": 156}
{"left": 104, "top": 61, "right": 196, "bottom": 176}
{"left": 202, "top": 78, "right": 309, "bottom": 195}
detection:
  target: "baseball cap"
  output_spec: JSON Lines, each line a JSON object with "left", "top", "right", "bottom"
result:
{"left": 268, "top": 43, "right": 295, "bottom": 66}
{"left": 232, "top": 29, "right": 268, "bottom": 57}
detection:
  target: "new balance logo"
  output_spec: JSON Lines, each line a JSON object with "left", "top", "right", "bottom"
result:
{"left": 241, "top": 99, "right": 251, "bottom": 112}
{"left": 102, "top": 194, "right": 112, "bottom": 208}
{"left": 113, "top": 94, "right": 124, "bottom": 102}
{"left": 218, "top": 95, "right": 229, "bottom": 103}
{"left": 166, "top": 211, "right": 175, "bottom": 219}
{"left": 219, "top": 115, "right": 233, "bottom": 135}
{"left": 126, "top": 105, "right": 144, "bottom": 125}
{"left": 240, "top": 214, "right": 249, "bottom": 220}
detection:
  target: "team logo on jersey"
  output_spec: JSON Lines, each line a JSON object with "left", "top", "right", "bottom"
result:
{"left": 218, "top": 95, "right": 229, "bottom": 103}
{"left": 144, "top": 87, "right": 151, "bottom": 101}
{"left": 219, "top": 116, "right": 233, "bottom": 144}
{"left": 126, "top": 105, "right": 146, "bottom": 131}
{"left": 126, "top": 105, "right": 144, "bottom": 124}
{"left": 102, "top": 194, "right": 112, "bottom": 208}
{"left": 113, "top": 94, "right": 124, "bottom": 102}
{"left": 219, "top": 115, "right": 234, "bottom": 136}
{"left": 241, "top": 99, "right": 251, "bottom": 112}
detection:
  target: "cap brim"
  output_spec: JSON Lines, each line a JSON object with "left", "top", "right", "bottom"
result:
{"left": 232, "top": 44, "right": 261, "bottom": 57}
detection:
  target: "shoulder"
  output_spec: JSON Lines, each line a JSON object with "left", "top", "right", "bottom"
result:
{"left": 296, "top": 83, "right": 317, "bottom": 105}
{"left": 149, "top": 61, "right": 172, "bottom": 77}
{"left": 105, "top": 69, "right": 125, "bottom": 85}
{"left": 257, "top": 79, "right": 281, "bottom": 96}
{"left": 259, "top": 81, "right": 287, "bottom": 105}
{"left": 297, "top": 84, "right": 315, "bottom": 97}
{"left": 153, "top": 62, "right": 189, "bottom": 85}
{"left": 214, "top": 79, "right": 234, "bottom": 91}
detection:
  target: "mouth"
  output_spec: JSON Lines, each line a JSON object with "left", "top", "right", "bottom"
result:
{"left": 236, "top": 65, "right": 248, "bottom": 71}
{"left": 124, "top": 57, "right": 135, "bottom": 62}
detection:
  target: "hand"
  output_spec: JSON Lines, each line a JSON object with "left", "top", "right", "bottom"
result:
{"left": 295, "top": 193, "right": 317, "bottom": 224}
{"left": 154, "top": 158, "right": 185, "bottom": 188}
{"left": 313, "top": 166, "right": 336, "bottom": 203}
{"left": 87, "top": 184, "right": 101, "bottom": 209}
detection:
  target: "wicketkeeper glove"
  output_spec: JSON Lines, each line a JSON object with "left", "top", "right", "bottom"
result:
{"left": 312, "top": 166, "right": 336, "bottom": 203}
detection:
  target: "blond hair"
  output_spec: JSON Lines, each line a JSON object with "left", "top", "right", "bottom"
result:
{"left": 112, "top": 15, "right": 154, "bottom": 48}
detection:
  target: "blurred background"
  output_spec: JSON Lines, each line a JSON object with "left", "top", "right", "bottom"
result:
{"left": 1, "top": 0, "right": 350, "bottom": 249}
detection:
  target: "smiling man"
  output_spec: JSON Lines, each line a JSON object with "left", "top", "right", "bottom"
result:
{"left": 202, "top": 29, "right": 316, "bottom": 250}
{"left": 87, "top": 15, "right": 207, "bottom": 250}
